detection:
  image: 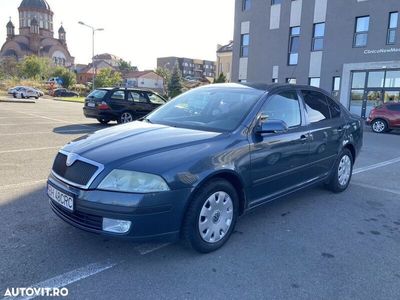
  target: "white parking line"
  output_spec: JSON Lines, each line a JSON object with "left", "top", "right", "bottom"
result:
{"left": 1, "top": 261, "right": 117, "bottom": 300}
{"left": 0, "top": 109, "right": 97, "bottom": 129}
{"left": 0, "top": 122, "right": 65, "bottom": 126}
{"left": 352, "top": 182, "right": 400, "bottom": 196}
{"left": 353, "top": 156, "right": 400, "bottom": 175}
{"left": 0, "top": 146, "right": 61, "bottom": 154}
{"left": 0, "top": 180, "right": 46, "bottom": 191}
{"left": 0, "top": 129, "right": 94, "bottom": 136}
{"left": 134, "top": 243, "right": 171, "bottom": 255}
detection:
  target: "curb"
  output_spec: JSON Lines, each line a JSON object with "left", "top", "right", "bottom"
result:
{"left": 53, "top": 98, "right": 84, "bottom": 104}
{"left": 0, "top": 98, "right": 36, "bottom": 104}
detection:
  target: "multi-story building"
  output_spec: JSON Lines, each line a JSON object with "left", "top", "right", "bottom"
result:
{"left": 216, "top": 41, "right": 233, "bottom": 82}
{"left": 232, "top": 0, "right": 400, "bottom": 118}
{"left": 157, "top": 57, "right": 216, "bottom": 80}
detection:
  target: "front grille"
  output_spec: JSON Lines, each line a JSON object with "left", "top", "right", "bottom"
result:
{"left": 50, "top": 201, "right": 103, "bottom": 231}
{"left": 52, "top": 153, "right": 98, "bottom": 186}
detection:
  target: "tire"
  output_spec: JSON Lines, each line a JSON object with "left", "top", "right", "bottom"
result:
{"left": 371, "top": 119, "right": 388, "bottom": 133}
{"left": 97, "top": 118, "right": 110, "bottom": 125}
{"left": 21, "top": 94, "right": 25, "bottom": 99}
{"left": 326, "top": 148, "right": 353, "bottom": 193}
{"left": 13, "top": 93, "right": 16, "bottom": 98}
{"left": 182, "top": 179, "right": 239, "bottom": 253}
{"left": 118, "top": 112, "right": 134, "bottom": 124}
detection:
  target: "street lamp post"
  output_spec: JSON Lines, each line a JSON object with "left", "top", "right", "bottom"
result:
{"left": 78, "top": 21, "right": 104, "bottom": 90}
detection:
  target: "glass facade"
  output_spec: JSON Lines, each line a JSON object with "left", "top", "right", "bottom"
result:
{"left": 350, "top": 69, "right": 400, "bottom": 118}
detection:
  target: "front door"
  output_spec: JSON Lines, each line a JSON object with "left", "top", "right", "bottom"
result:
{"left": 248, "top": 90, "right": 310, "bottom": 207}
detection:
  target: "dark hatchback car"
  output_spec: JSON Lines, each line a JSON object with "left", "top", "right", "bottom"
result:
{"left": 83, "top": 88, "right": 167, "bottom": 124}
{"left": 54, "top": 88, "right": 79, "bottom": 97}
{"left": 47, "top": 83, "right": 363, "bottom": 253}
{"left": 366, "top": 102, "right": 400, "bottom": 133}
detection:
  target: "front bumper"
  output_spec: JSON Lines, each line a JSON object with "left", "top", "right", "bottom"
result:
{"left": 47, "top": 174, "right": 193, "bottom": 242}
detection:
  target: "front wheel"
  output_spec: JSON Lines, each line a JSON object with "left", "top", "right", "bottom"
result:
{"left": 371, "top": 119, "right": 388, "bottom": 133}
{"left": 182, "top": 179, "right": 239, "bottom": 253}
{"left": 326, "top": 148, "right": 353, "bottom": 193}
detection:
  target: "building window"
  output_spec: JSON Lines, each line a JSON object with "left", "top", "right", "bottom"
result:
{"left": 312, "top": 23, "right": 325, "bottom": 51}
{"left": 387, "top": 12, "right": 398, "bottom": 45}
{"left": 332, "top": 76, "right": 341, "bottom": 98}
{"left": 288, "top": 27, "right": 300, "bottom": 65}
{"left": 309, "top": 77, "right": 320, "bottom": 87}
{"left": 240, "top": 34, "right": 250, "bottom": 57}
{"left": 353, "top": 16, "right": 370, "bottom": 47}
{"left": 242, "top": 0, "right": 251, "bottom": 11}
{"left": 286, "top": 78, "right": 296, "bottom": 84}
{"left": 271, "top": 0, "right": 282, "bottom": 5}
{"left": 272, "top": 78, "right": 278, "bottom": 83}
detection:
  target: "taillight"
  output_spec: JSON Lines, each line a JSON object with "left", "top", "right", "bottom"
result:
{"left": 98, "top": 101, "right": 110, "bottom": 110}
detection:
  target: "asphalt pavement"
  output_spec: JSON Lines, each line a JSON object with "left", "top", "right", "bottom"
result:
{"left": 0, "top": 98, "right": 399, "bottom": 299}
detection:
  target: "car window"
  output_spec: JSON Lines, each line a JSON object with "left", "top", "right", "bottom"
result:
{"left": 147, "top": 93, "right": 166, "bottom": 105}
{"left": 88, "top": 89, "right": 107, "bottom": 99}
{"left": 326, "top": 96, "right": 341, "bottom": 118}
{"left": 301, "top": 90, "right": 331, "bottom": 123}
{"left": 261, "top": 90, "right": 301, "bottom": 128}
{"left": 110, "top": 90, "right": 125, "bottom": 100}
{"left": 128, "top": 91, "right": 148, "bottom": 103}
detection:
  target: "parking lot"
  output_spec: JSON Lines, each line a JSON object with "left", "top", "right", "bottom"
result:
{"left": 0, "top": 98, "right": 399, "bottom": 299}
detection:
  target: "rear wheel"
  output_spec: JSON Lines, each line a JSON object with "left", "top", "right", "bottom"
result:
{"left": 371, "top": 119, "right": 388, "bottom": 133}
{"left": 118, "top": 112, "right": 134, "bottom": 124}
{"left": 326, "top": 148, "right": 353, "bottom": 193}
{"left": 182, "top": 179, "right": 239, "bottom": 253}
{"left": 97, "top": 118, "right": 110, "bottom": 125}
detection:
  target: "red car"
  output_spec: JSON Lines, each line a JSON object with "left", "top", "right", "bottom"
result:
{"left": 367, "top": 103, "right": 400, "bottom": 133}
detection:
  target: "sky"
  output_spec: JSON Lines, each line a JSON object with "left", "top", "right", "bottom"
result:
{"left": 0, "top": 0, "right": 235, "bottom": 70}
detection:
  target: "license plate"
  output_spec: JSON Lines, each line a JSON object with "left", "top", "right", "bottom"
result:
{"left": 47, "top": 184, "right": 74, "bottom": 212}
{"left": 87, "top": 102, "right": 95, "bottom": 108}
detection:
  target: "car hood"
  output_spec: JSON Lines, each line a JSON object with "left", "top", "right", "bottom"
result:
{"left": 62, "top": 121, "right": 222, "bottom": 166}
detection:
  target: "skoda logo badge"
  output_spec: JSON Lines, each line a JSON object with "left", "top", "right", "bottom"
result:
{"left": 66, "top": 153, "right": 78, "bottom": 167}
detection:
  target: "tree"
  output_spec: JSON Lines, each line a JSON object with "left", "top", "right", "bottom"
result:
{"left": 168, "top": 65, "right": 183, "bottom": 98}
{"left": 214, "top": 72, "right": 227, "bottom": 84}
{"left": 94, "top": 68, "right": 122, "bottom": 88}
{"left": 50, "top": 66, "right": 76, "bottom": 88}
{"left": 17, "top": 55, "right": 51, "bottom": 80}
{"left": 155, "top": 67, "right": 171, "bottom": 97}
{"left": 0, "top": 57, "right": 18, "bottom": 78}
{"left": 118, "top": 59, "right": 137, "bottom": 72}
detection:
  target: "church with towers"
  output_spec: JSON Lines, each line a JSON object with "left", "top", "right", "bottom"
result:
{"left": 0, "top": 0, "right": 74, "bottom": 66}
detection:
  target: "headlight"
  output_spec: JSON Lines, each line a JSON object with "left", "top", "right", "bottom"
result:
{"left": 98, "top": 169, "right": 170, "bottom": 193}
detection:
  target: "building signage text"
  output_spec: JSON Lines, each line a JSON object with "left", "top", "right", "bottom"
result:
{"left": 364, "top": 48, "right": 400, "bottom": 55}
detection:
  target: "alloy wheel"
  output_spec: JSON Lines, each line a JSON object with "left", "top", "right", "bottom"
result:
{"left": 120, "top": 112, "right": 133, "bottom": 123}
{"left": 372, "top": 120, "right": 386, "bottom": 133}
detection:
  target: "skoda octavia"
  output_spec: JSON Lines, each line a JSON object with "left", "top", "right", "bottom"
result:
{"left": 47, "top": 83, "right": 363, "bottom": 253}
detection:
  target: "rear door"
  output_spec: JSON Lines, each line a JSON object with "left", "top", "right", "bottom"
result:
{"left": 300, "top": 89, "right": 345, "bottom": 179}
{"left": 107, "top": 89, "right": 128, "bottom": 113}
{"left": 127, "top": 90, "right": 153, "bottom": 118}
{"left": 248, "top": 89, "right": 311, "bottom": 206}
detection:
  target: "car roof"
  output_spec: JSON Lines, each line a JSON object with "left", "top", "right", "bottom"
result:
{"left": 207, "top": 83, "right": 331, "bottom": 93}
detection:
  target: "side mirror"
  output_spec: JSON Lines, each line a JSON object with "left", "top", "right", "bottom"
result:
{"left": 256, "top": 119, "right": 289, "bottom": 134}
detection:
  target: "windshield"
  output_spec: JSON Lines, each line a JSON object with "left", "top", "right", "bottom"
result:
{"left": 147, "top": 87, "right": 264, "bottom": 132}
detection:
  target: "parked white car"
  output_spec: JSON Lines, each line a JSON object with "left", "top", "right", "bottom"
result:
{"left": 14, "top": 87, "right": 41, "bottom": 99}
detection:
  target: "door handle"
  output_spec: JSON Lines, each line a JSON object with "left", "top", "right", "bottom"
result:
{"left": 300, "top": 135, "right": 308, "bottom": 142}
